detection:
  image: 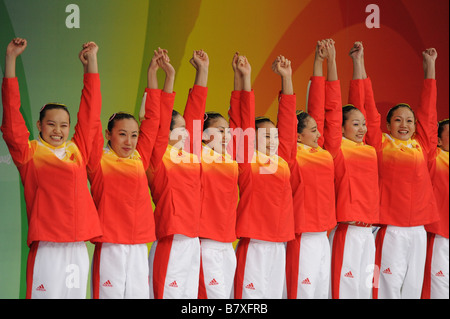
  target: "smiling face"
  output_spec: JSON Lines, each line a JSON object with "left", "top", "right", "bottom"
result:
{"left": 387, "top": 106, "right": 416, "bottom": 141}
{"left": 37, "top": 108, "right": 70, "bottom": 147}
{"left": 106, "top": 118, "right": 139, "bottom": 158}
{"left": 342, "top": 109, "right": 367, "bottom": 143}
{"left": 202, "top": 116, "right": 231, "bottom": 154}
{"left": 256, "top": 121, "right": 279, "bottom": 156}
{"left": 298, "top": 116, "right": 321, "bottom": 148}
{"left": 169, "top": 114, "right": 189, "bottom": 148}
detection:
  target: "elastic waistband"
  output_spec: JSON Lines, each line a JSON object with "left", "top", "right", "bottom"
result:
{"left": 342, "top": 225, "right": 374, "bottom": 234}
{"left": 37, "top": 241, "right": 86, "bottom": 247}
{"left": 200, "top": 238, "right": 234, "bottom": 249}
{"left": 250, "top": 238, "right": 286, "bottom": 245}
{"left": 297, "top": 231, "right": 328, "bottom": 238}
{"left": 342, "top": 221, "right": 372, "bottom": 228}
{"left": 173, "top": 234, "right": 200, "bottom": 242}
{"left": 386, "top": 225, "right": 425, "bottom": 232}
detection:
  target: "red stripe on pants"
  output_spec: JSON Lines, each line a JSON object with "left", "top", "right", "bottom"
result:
{"left": 234, "top": 238, "right": 250, "bottom": 299}
{"left": 286, "top": 234, "right": 301, "bottom": 299}
{"left": 26, "top": 241, "right": 40, "bottom": 299}
{"left": 330, "top": 224, "right": 348, "bottom": 299}
{"left": 373, "top": 226, "right": 387, "bottom": 299}
{"left": 421, "top": 233, "right": 436, "bottom": 299}
{"left": 198, "top": 254, "right": 207, "bottom": 299}
{"left": 91, "top": 242, "right": 103, "bottom": 299}
{"left": 152, "top": 235, "right": 174, "bottom": 299}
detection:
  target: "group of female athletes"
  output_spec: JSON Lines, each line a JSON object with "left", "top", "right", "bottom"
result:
{"left": 1, "top": 37, "right": 448, "bottom": 300}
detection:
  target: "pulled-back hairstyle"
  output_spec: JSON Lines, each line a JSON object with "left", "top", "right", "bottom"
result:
{"left": 39, "top": 103, "right": 70, "bottom": 123}
{"left": 386, "top": 103, "right": 416, "bottom": 124}
{"left": 107, "top": 112, "right": 138, "bottom": 132}
{"left": 255, "top": 116, "right": 275, "bottom": 129}
{"left": 342, "top": 104, "right": 361, "bottom": 125}
{"left": 438, "top": 118, "right": 449, "bottom": 138}
{"left": 170, "top": 110, "right": 182, "bottom": 131}
{"left": 296, "top": 110, "right": 311, "bottom": 134}
{"left": 203, "top": 112, "right": 226, "bottom": 131}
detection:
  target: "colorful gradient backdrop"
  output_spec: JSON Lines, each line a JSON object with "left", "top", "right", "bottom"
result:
{"left": 0, "top": 0, "right": 448, "bottom": 298}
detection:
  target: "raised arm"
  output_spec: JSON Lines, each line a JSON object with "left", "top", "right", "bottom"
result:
{"left": 235, "top": 55, "right": 255, "bottom": 212}
{"left": 236, "top": 55, "right": 254, "bottom": 165}
{"left": 72, "top": 42, "right": 102, "bottom": 162}
{"left": 1, "top": 38, "right": 33, "bottom": 166}
{"left": 78, "top": 41, "right": 99, "bottom": 74}
{"left": 325, "top": 39, "right": 338, "bottom": 82}
{"left": 191, "top": 49, "right": 209, "bottom": 87}
{"left": 423, "top": 48, "right": 437, "bottom": 80}
{"left": 228, "top": 52, "right": 243, "bottom": 160}
{"left": 322, "top": 39, "right": 343, "bottom": 158}
{"left": 313, "top": 40, "right": 325, "bottom": 77}
{"left": 137, "top": 49, "right": 172, "bottom": 170}
{"left": 272, "top": 55, "right": 297, "bottom": 163}
{"left": 139, "top": 48, "right": 170, "bottom": 118}
{"left": 229, "top": 52, "right": 243, "bottom": 129}
{"left": 4, "top": 38, "right": 27, "bottom": 78}
{"left": 348, "top": 41, "right": 366, "bottom": 116}
{"left": 160, "top": 49, "right": 176, "bottom": 94}
{"left": 415, "top": 48, "right": 438, "bottom": 158}
{"left": 349, "top": 42, "right": 367, "bottom": 81}
{"left": 307, "top": 40, "right": 326, "bottom": 148}
{"left": 352, "top": 43, "right": 383, "bottom": 151}
{"left": 183, "top": 50, "right": 209, "bottom": 158}
{"left": 148, "top": 49, "right": 176, "bottom": 171}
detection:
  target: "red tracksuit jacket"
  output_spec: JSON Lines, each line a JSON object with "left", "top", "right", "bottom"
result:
{"left": 146, "top": 86, "right": 203, "bottom": 240}
{"left": 425, "top": 145, "right": 449, "bottom": 238}
{"left": 287, "top": 77, "right": 337, "bottom": 234}
{"left": 324, "top": 78, "right": 380, "bottom": 224}
{"left": 364, "top": 78, "right": 439, "bottom": 227}
{"left": 1, "top": 74, "right": 102, "bottom": 246}
{"left": 232, "top": 89, "right": 295, "bottom": 242}
{"left": 87, "top": 88, "right": 172, "bottom": 244}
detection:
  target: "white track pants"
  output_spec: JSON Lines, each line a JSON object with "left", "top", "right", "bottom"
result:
{"left": 374, "top": 225, "right": 427, "bottom": 299}
{"left": 148, "top": 234, "right": 200, "bottom": 299}
{"left": 198, "top": 239, "right": 236, "bottom": 299}
{"left": 286, "top": 232, "right": 331, "bottom": 299}
{"left": 329, "top": 224, "right": 375, "bottom": 299}
{"left": 234, "top": 238, "right": 286, "bottom": 299}
{"left": 91, "top": 243, "right": 149, "bottom": 299}
{"left": 26, "top": 241, "right": 89, "bottom": 299}
{"left": 422, "top": 234, "right": 449, "bottom": 299}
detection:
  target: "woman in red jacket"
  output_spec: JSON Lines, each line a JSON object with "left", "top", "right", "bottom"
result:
{"left": 285, "top": 39, "right": 338, "bottom": 299}
{"left": 422, "top": 118, "right": 449, "bottom": 299}
{"left": 197, "top": 53, "right": 245, "bottom": 299}
{"left": 147, "top": 50, "right": 207, "bottom": 299}
{"left": 1, "top": 39, "right": 102, "bottom": 299}
{"left": 233, "top": 54, "right": 295, "bottom": 299}
{"left": 327, "top": 41, "right": 379, "bottom": 299}
{"left": 367, "top": 48, "right": 440, "bottom": 299}
{"left": 89, "top": 48, "right": 175, "bottom": 299}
